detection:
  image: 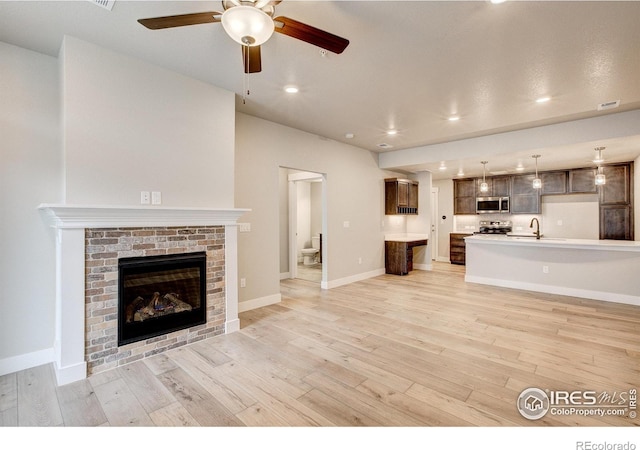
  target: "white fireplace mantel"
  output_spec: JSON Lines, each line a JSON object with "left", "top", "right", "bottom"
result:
{"left": 38, "top": 203, "right": 249, "bottom": 385}
{"left": 38, "top": 203, "right": 249, "bottom": 229}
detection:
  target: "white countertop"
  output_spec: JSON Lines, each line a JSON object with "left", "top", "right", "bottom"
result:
{"left": 465, "top": 234, "right": 640, "bottom": 252}
{"left": 384, "top": 233, "right": 429, "bottom": 242}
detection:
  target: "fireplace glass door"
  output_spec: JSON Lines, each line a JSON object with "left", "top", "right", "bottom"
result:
{"left": 118, "top": 252, "right": 206, "bottom": 346}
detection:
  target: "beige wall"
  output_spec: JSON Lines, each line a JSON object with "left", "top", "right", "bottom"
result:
{"left": 1, "top": 36, "right": 236, "bottom": 373}
{"left": 60, "top": 36, "right": 235, "bottom": 208}
{"left": 235, "top": 113, "right": 405, "bottom": 306}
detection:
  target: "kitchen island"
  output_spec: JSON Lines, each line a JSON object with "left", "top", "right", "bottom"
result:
{"left": 465, "top": 234, "right": 640, "bottom": 306}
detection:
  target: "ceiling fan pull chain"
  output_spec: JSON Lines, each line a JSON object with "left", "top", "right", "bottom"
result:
{"left": 243, "top": 44, "right": 250, "bottom": 104}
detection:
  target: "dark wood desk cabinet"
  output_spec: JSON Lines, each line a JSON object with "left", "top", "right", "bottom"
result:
{"left": 385, "top": 239, "right": 428, "bottom": 275}
{"left": 450, "top": 233, "right": 472, "bottom": 265}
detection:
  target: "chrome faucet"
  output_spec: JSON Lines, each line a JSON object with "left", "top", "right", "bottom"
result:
{"left": 530, "top": 217, "right": 541, "bottom": 240}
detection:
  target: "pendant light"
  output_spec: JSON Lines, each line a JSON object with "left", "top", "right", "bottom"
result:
{"left": 532, "top": 155, "right": 542, "bottom": 189}
{"left": 480, "top": 161, "right": 489, "bottom": 193}
{"left": 594, "top": 147, "right": 606, "bottom": 186}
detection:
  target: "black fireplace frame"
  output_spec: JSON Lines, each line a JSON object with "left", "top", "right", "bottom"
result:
{"left": 117, "top": 251, "right": 207, "bottom": 346}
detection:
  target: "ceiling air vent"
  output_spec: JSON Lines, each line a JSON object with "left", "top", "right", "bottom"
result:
{"left": 87, "top": 0, "right": 115, "bottom": 11}
{"left": 377, "top": 143, "right": 393, "bottom": 149}
{"left": 597, "top": 100, "right": 620, "bottom": 111}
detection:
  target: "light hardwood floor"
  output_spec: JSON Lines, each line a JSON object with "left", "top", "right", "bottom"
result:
{"left": 1, "top": 262, "right": 639, "bottom": 427}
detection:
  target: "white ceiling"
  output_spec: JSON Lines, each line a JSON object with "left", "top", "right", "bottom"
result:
{"left": 2, "top": 0, "right": 640, "bottom": 180}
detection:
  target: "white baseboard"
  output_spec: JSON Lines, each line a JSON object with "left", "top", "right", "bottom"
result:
{"left": 321, "top": 268, "right": 386, "bottom": 289}
{"left": 225, "top": 318, "right": 241, "bottom": 333}
{"left": 54, "top": 360, "right": 88, "bottom": 386}
{"left": 413, "top": 263, "right": 433, "bottom": 271}
{"left": 238, "top": 293, "right": 282, "bottom": 312}
{"left": 280, "top": 272, "right": 291, "bottom": 280}
{"left": 465, "top": 275, "right": 640, "bottom": 307}
{"left": 0, "top": 347, "right": 55, "bottom": 377}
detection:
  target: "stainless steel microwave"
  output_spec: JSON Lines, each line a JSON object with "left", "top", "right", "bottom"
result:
{"left": 476, "top": 197, "right": 510, "bottom": 214}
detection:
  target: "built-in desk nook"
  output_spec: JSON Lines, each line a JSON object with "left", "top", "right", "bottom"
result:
{"left": 384, "top": 234, "right": 429, "bottom": 275}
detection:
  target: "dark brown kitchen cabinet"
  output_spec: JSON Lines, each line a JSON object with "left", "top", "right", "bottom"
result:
{"left": 510, "top": 174, "right": 541, "bottom": 214}
{"left": 541, "top": 171, "right": 568, "bottom": 195}
{"left": 454, "top": 178, "right": 476, "bottom": 215}
{"left": 450, "top": 233, "right": 471, "bottom": 265}
{"left": 385, "top": 239, "right": 428, "bottom": 275}
{"left": 599, "top": 163, "right": 631, "bottom": 204}
{"left": 569, "top": 168, "right": 597, "bottom": 194}
{"left": 600, "top": 205, "right": 633, "bottom": 240}
{"left": 385, "top": 178, "right": 419, "bottom": 215}
{"left": 599, "top": 162, "right": 633, "bottom": 240}
{"left": 491, "top": 176, "right": 511, "bottom": 197}
{"left": 475, "top": 175, "right": 510, "bottom": 197}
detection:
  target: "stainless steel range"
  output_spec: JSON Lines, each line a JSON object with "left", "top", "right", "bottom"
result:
{"left": 477, "top": 220, "right": 512, "bottom": 234}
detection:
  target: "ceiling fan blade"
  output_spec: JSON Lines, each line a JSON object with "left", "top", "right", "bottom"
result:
{"left": 242, "top": 45, "right": 262, "bottom": 73}
{"left": 274, "top": 16, "right": 349, "bottom": 54}
{"left": 138, "top": 12, "right": 222, "bottom": 30}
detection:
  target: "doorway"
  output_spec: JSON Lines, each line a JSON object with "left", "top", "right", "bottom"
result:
{"left": 282, "top": 168, "right": 327, "bottom": 285}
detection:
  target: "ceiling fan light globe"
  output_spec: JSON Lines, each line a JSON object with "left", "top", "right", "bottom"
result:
{"left": 221, "top": 6, "right": 275, "bottom": 46}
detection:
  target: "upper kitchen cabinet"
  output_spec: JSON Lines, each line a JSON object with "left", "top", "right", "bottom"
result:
{"left": 510, "top": 173, "right": 541, "bottom": 214}
{"left": 569, "top": 168, "right": 597, "bottom": 194}
{"left": 541, "top": 171, "right": 568, "bottom": 195}
{"left": 475, "top": 175, "right": 511, "bottom": 197}
{"left": 454, "top": 178, "right": 476, "bottom": 215}
{"left": 385, "top": 178, "right": 419, "bottom": 215}
{"left": 599, "top": 163, "right": 632, "bottom": 204}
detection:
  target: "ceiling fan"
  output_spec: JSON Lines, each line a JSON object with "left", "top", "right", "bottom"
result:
{"left": 138, "top": 0, "right": 350, "bottom": 74}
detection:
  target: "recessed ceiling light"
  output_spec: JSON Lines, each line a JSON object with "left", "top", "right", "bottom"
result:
{"left": 345, "top": 132, "right": 354, "bottom": 139}
{"left": 457, "top": 169, "right": 465, "bottom": 177}
{"left": 386, "top": 129, "right": 398, "bottom": 136}
{"left": 448, "top": 116, "right": 460, "bottom": 122}
{"left": 284, "top": 85, "right": 299, "bottom": 94}
{"left": 491, "top": 0, "right": 507, "bottom": 4}
{"left": 536, "top": 96, "right": 551, "bottom": 103}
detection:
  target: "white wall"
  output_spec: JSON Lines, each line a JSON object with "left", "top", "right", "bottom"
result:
{"left": 541, "top": 194, "right": 599, "bottom": 239}
{"left": 433, "top": 179, "right": 454, "bottom": 261}
{"left": 296, "top": 181, "right": 311, "bottom": 257}
{"left": 235, "top": 113, "right": 404, "bottom": 306}
{"left": 60, "top": 36, "right": 235, "bottom": 207}
{"left": 0, "top": 42, "right": 61, "bottom": 366}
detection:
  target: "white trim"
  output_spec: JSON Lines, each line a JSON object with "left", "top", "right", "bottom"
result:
{"left": 465, "top": 275, "right": 640, "bottom": 307}
{"left": 322, "top": 268, "right": 386, "bottom": 289}
{"left": 413, "top": 263, "right": 433, "bottom": 271}
{"left": 238, "top": 293, "right": 282, "bottom": 312}
{"left": 38, "top": 204, "right": 249, "bottom": 229}
{"left": 225, "top": 319, "right": 241, "bottom": 333}
{"left": 280, "top": 271, "right": 291, "bottom": 280}
{"left": 0, "top": 348, "right": 55, "bottom": 377}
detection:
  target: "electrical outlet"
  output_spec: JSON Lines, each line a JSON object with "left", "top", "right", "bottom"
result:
{"left": 240, "top": 278, "right": 246, "bottom": 288}
{"left": 358, "top": 257, "right": 362, "bottom": 264}
{"left": 152, "top": 191, "right": 162, "bottom": 205}
{"left": 343, "top": 221, "right": 350, "bottom": 228}
{"left": 239, "top": 223, "right": 251, "bottom": 232}
{"left": 140, "top": 191, "right": 150, "bottom": 205}
{"left": 542, "top": 265, "right": 549, "bottom": 274}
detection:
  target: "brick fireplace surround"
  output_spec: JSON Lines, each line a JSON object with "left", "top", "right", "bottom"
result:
{"left": 39, "top": 204, "right": 248, "bottom": 386}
